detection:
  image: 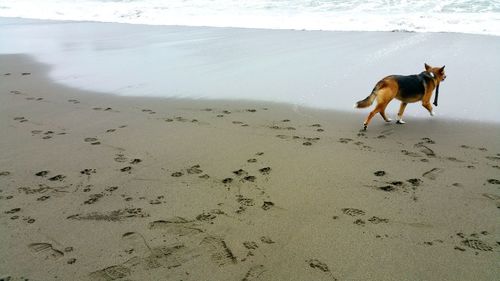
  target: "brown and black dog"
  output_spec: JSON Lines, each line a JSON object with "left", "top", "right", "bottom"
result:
{"left": 355, "top": 64, "right": 446, "bottom": 130}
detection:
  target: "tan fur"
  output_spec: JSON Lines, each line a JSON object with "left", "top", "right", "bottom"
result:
{"left": 355, "top": 63, "right": 446, "bottom": 130}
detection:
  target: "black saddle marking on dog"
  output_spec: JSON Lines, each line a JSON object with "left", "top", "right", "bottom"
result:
{"left": 392, "top": 72, "right": 433, "bottom": 100}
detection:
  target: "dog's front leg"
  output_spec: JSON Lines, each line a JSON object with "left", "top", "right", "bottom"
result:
{"left": 422, "top": 101, "right": 435, "bottom": 116}
{"left": 397, "top": 102, "right": 408, "bottom": 124}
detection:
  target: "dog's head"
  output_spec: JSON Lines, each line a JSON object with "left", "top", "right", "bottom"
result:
{"left": 424, "top": 63, "right": 446, "bottom": 82}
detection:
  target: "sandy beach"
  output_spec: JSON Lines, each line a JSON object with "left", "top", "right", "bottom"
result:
{"left": 1, "top": 22, "right": 500, "bottom": 281}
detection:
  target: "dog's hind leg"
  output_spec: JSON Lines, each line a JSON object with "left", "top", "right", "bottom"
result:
{"left": 363, "top": 103, "right": 384, "bottom": 130}
{"left": 396, "top": 102, "right": 408, "bottom": 124}
{"left": 379, "top": 103, "right": 392, "bottom": 122}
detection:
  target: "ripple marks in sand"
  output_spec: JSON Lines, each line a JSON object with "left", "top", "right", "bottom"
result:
{"left": 200, "top": 236, "right": 237, "bottom": 266}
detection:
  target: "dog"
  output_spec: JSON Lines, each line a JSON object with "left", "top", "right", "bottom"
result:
{"left": 355, "top": 63, "right": 446, "bottom": 130}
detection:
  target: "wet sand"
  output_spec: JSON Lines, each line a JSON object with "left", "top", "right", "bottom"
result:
{"left": 1, "top": 17, "right": 500, "bottom": 122}
{"left": 0, "top": 52, "right": 499, "bottom": 280}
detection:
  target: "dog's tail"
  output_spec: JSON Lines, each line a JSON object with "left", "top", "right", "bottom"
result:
{"left": 354, "top": 84, "right": 379, "bottom": 108}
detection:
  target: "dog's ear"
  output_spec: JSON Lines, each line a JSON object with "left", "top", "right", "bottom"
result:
{"left": 425, "top": 63, "right": 431, "bottom": 71}
{"left": 439, "top": 65, "right": 445, "bottom": 73}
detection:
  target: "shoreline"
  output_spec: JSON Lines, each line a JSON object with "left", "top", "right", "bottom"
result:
{"left": 3, "top": 16, "right": 500, "bottom": 37}
{"left": 1, "top": 54, "right": 499, "bottom": 280}
{"left": 1, "top": 17, "right": 500, "bottom": 123}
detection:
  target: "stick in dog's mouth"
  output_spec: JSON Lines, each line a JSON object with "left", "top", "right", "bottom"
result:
{"left": 433, "top": 84, "right": 439, "bottom": 106}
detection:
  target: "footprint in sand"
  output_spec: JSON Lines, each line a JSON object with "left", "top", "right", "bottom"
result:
{"left": 260, "top": 236, "right": 275, "bottom": 244}
{"left": 407, "top": 178, "right": 422, "bottom": 186}
{"left": 187, "top": 165, "right": 203, "bottom": 174}
{"left": 67, "top": 208, "right": 147, "bottom": 221}
{"left": 89, "top": 264, "right": 132, "bottom": 281}
{"left": 141, "top": 109, "right": 155, "bottom": 114}
{"left": 461, "top": 239, "right": 493, "bottom": 251}
{"left": 414, "top": 143, "right": 436, "bottom": 157}
{"left": 84, "top": 137, "right": 100, "bottom": 145}
{"left": 145, "top": 244, "right": 200, "bottom": 270}
{"left": 80, "top": 168, "right": 96, "bottom": 176}
{"left": 485, "top": 155, "right": 500, "bottom": 162}
{"left": 120, "top": 166, "right": 132, "bottom": 173}
{"left": 4, "top": 208, "right": 21, "bottom": 214}
{"left": 306, "top": 259, "right": 337, "bottom": 280}
{"left": 243, "top": 241, "right": 258, "bottom": 250}
{"left": 341, "top": 208, "right": 365, "bottom": 216}
{"left": 148, "top": 217, "right": 204, "bottom": 236}
{"left": 83, "top": 193, "right": 103, "bottom": 205}
{"left": 13, "top": 116, "right": 27, "bottom": 123}
{"left": 233, "top": 169, "right": 248, "bottom": 176}
{"left": 482, "top": 193, "right": 500, "bottom": 209}
{"left": 261, "top": 201, "right": 274, "bottom": 210}
{"left": 367, "top": 216, "right": 389, "bottom": 224}
{"left": 222, "top": 177, "right": 233, "bottom": 184}
{"left": 28, "top": 243, "right": 64, "bottom": 260}
{"left": 114, "top": 154, "right": 127, "bottom": 163}
{"left": 420, "top": 137, "right": 435, "bottom": 144}
{"left": 242, "top": 265, "right": 266, "bottom": 281}
{"left": 306, "top": 259, "right": 330, "bottom": 272}
{"left": 37, "top": 195, "right": 51, "bottom": 201}
{"left": 48, "top": 174, "right": 65, "bottom": 181}
{"left": 200, "top": 236, "right": 237, "bottom": 266}
{"left": 353, "top": 219, "right": 366, "bottom": 226}
{"left": 121, "top": 232, "right": 152, "bottom": 257}
{"left": 243, "top": 176, "right": 256, "bottom": 182}
{"left": 91, "top": 232, "right": 199, "bottom": 279}
{"left": 171, "top": 172, "right": 183, "bottom": 177}
{"left": 422, "top": 168, "right": 443, "bottom": 180}
{"left": 0, "top": 171, "right": 11, "bottom": 176}
{"left": 130, "top": 158, "right": 142, "bottom": 164}
{"left": 259, "top": 167, "right": 271, "bottom": 175}
{"left": 487, "top": 179, "right": 500, "bottom": 184}
{"left": 401, "top": 150, "right": 421, "bottom": 157}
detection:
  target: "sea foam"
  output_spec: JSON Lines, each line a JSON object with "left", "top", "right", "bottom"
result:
{"left": 0, "top": 0, "right": 499, "bottom": 36}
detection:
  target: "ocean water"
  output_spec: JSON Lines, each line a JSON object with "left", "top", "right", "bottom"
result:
{"left": 0, "top": 0, "right": 499, "bottom": 36}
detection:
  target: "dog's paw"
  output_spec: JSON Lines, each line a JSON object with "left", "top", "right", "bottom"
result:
{"left": 430, "top": 111, "right": 435, "bottom": 116}
{"left": 385, "top": 118, "right": 393, "bottom": 122}
{"left": 396, "top": 120, "right": 406, "bottom": 124}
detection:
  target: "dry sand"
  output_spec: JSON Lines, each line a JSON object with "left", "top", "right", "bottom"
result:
{"left": 0, "top": 53, "right": 499, "bottom": 281}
